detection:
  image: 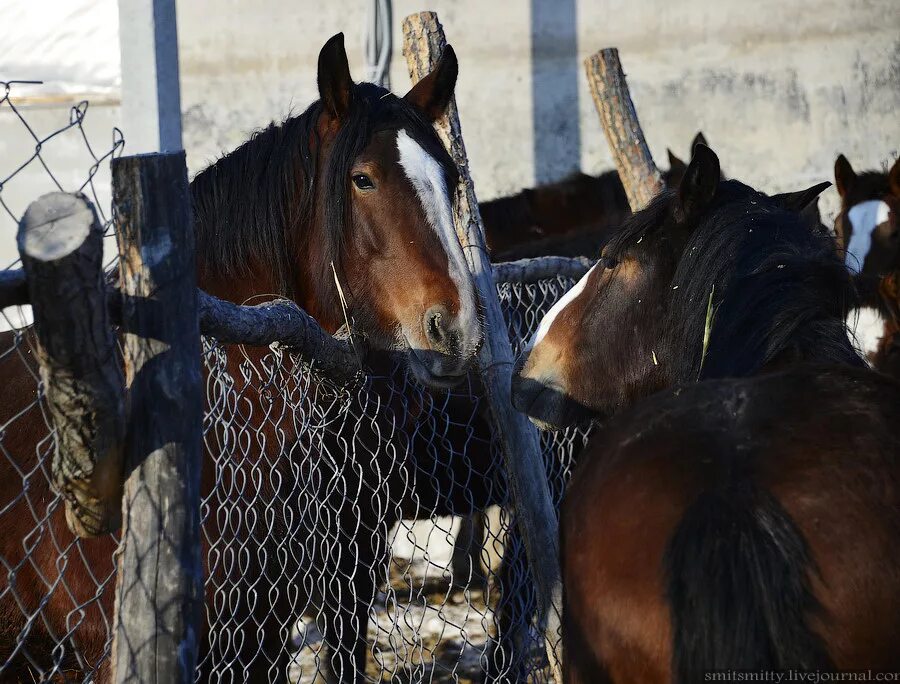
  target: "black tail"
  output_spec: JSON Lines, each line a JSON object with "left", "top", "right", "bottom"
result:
{"left": 664, "top": 483, "right": 831, "bottom": 683}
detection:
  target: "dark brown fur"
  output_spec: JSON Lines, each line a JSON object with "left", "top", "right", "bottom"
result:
{"left": 0, "top": 34, "right": 484, "bottom": 684}
{"left": 514, "top": 145, "right": 900, "bottom": 682}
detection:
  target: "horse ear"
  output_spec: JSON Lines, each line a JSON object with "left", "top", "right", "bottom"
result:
{"left": 318, "top": 33, "right": 354, "bottom": 120}
{"left": 834, "top": 154, "right": 856, "bottom": 198}
{"left": 691, "top": 132, "right": 709, "bottom": 153}
{"left": 667, "top": 148, "right": 686, "bottom": 172}
{"left": 677, "top": 143, "right": 720, "bottom": 223}
{"left": 771, "top": 181, "right": 832, "bottom": 214}
{"left": 889, "top": 157, "right": 900, "bottom": 197}
{"left": 404, "top": 45, "right": 458, "bottom": 121}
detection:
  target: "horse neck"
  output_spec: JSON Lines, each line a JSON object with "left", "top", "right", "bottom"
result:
{"left": 195, "top": 239, "right": 342, "bottom": 335}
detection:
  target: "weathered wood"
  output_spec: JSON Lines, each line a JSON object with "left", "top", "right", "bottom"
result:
{"left": 402, "top": 13, "right": 564, "bottom": 682}
{"left": 196, "top": 290, "right": 362, "bottom": 385}
{"left": 585, "top": 48, "right": 664, "bottom": 211}
{"left": 111, "top": 152, "right": 203, "bottom": 684}
{"left": 493, "top": 256, "right": 593, "bottom": 285}
{"left": 17, "top": 192, "right": 125, "bottom": 537}
{"left": 0, "top": 268, "right": 28, "bottom": 310}
{"left": 3, "top": 274, "right": 360, "bottom": 383}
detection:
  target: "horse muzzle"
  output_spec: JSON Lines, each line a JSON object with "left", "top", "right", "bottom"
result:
{"left": 405, "top": 304, "right": 482, "bottom": 389}
{"left": 510, "top": 371, "right": 592, "bottom": 430}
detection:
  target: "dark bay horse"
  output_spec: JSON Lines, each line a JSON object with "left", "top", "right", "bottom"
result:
{"left": 872, "top": 269, "right": 900, "bottom": 379}
{"left": 482, "top": 132, "right": 712, "bottom": 261}
{"left": 0, "top": 33, "right": 486, "bottom": 683}
{"left": 833, "top": 153, "right": 900, "bottom": 363}
{"left": 512, "top": 145, "right": 900, "bottom": 681}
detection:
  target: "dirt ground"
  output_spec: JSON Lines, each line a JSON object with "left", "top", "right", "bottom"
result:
{"left": 288, "top": 520, "right": 549, "bottom": 683}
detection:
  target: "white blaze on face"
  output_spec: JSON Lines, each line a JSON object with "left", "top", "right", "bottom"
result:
{"left": 847, "top": 306, "right": 887, "bottom": 365}
{"left": 846, "top": 200, "right": 890, "bottom": 273}
{"left": 526, "top": 263, "right": 597, "bottom": 353}
{"left": 395, "top": 129, "right": 479, "bottom": 351}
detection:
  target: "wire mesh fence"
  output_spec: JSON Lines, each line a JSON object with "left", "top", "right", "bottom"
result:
{"left": 0, "top": 85, "right": 592, "bottom": 683}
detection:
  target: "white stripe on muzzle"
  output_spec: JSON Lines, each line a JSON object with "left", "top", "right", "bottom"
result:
{"left": 395, "top": 129, "right": 478, "bottom": 353}
{"left": 527, "top": 263, "right": 597, "bottom": 352}
{"left": 846, "top": 200, "right": 890, "bottom": 273}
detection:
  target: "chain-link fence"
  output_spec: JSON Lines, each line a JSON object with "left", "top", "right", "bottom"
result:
{"left": 0, "top": 85, "right": 592, "bottom": 683}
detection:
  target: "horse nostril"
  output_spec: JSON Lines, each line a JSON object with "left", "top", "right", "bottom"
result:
{"left": 424, "top": 305, "right": 451, "bottom": 349}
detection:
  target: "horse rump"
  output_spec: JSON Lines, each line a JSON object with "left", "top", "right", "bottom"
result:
{"left": 664, "top": 482, "right": 831, "bottom": 682}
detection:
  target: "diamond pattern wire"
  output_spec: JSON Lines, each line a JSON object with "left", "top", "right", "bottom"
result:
{"left": 0, "top": 85, "right": 591, "bottom": 682}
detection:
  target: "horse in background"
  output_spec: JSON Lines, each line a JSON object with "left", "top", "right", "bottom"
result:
{"left": 513, "top": 145, "right": 900, "bottom": 681}
{"left": 0, "top": 33, "right": 485, "bottom": 684}
{"left": 481, "top": 170, "right": 629, "bottom": 257}
{"left": 833, "top": 153, "right": 900, "bottom": 363}
{"left": 482, "top": 132, "right": 712, "bottom": 261}
{"left": 872, "top": 269, "right": 900, "bottom": 379}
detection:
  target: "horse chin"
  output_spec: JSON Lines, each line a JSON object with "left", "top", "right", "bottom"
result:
{"left": 406, "top": 348, "right": 470, "bottom": 390}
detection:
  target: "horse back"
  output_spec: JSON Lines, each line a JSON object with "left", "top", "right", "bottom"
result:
{"left": 562, "top": 365, "right": 900, "bottom": 683}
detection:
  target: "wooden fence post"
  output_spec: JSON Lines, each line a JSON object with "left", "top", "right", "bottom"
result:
{"left": 585, "top": 48, "right": 663, "bottom": 211}
{"left": 17, "top": 192, "right": 125, "bottom": 537}
{"left": 111, "top": 152, "right": 204, "bottom": 683}
{"left": 402, "top": 13, "right": 564, "bottom": 682}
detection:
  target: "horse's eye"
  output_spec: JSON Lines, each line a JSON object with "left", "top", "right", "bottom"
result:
{"left": 352, "top": 173, "right": 375, "bottom": 190}
{"left": 601, "top": 255, "right": 619, "bottom": 270}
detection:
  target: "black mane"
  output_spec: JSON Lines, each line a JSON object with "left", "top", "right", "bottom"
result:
{"left": 606, "top": 180, "right": 864, "bottom": 382}
{"left": 189, "top": 82, "right": 455, "bottom": 298}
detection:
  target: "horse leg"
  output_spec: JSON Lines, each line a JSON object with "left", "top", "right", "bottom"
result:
{"left": 314, "top": 524, "right": 379, "bottom": 684}
{"left": 451, "top": 511, "right": 486, "bottom": 590}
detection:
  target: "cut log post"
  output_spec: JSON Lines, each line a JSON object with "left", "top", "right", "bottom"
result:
{"left": 402, "top": 13, "right": 564, "bottom": 682}
{"left": 585, "top": 48, "right": 664, "bottom": 211}
{"left": 111, "top": 152, "right": 203, "bottom": 684}
{"left": 17, "top": 192, "right": 125, "bottom": 537}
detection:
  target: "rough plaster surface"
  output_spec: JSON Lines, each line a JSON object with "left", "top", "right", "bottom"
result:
{"left": 2, "top": 0, "right": 898, "bottom": 268}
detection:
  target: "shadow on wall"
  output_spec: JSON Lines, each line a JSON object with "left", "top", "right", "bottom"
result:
{"left": 531, "top": 0, "right": 580, "bottom": 184}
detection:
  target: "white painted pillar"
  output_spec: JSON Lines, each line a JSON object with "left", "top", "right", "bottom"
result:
{"left": 117, "top": 0, "right": 183, "bottom": 154}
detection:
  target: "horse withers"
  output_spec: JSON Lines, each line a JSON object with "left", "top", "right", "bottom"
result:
{"left": 512, "top": 145, "right": 900, "bottom": 682}
{"left": 0, "top": 33, "right": 484, "bottom": 683}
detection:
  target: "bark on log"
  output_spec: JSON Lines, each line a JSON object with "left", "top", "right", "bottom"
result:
{"left": 196, "top": 290, "right": 362, "bottom": 385}
{"left": 493, "top": 256, "right": 593, "bottom": 285}
{"left": 585, "top": 48, "right": 664, "bottom": 211}
{"left": 0, "top": 268, "right": 28, "bottom": 310}
{"left": 402, "top": 13, "right": 564, "bottom": 682}
{"left": 17, "top": 192, "right": 125, "bottom": 537}
{"left": 5, "top": 277, "right": 361, "bottom": 384}
{"left": 111, "top": 152, "right": 203, "bottom": 684}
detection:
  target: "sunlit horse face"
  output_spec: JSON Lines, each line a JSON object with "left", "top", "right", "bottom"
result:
{"left": 512, "top": 145, "right": 831, "bottom": 429}
{"left": 310, "top": 35, "right": 481, "bottom": 388}
{"left": 510, "top": 197, "right": 684, "bottom": 429}
{"left": 834, "top": 154, "right": 900, "bottom": 278}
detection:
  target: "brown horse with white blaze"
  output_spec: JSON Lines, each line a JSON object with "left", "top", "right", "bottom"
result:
{"left": 833, "top": 153, "right": 900, "bottom": 364}
{"left": 0, "top": 33, "right": 483, "bottom": 683}
{"left": 512, "top": 145, "right": 900, "bottom": 682}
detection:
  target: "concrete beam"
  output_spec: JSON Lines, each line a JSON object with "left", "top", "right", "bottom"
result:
{"left": 117, "top": 0, "right": 183, "bottom": 153}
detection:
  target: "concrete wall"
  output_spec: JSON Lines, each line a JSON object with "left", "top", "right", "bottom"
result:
{"left": 176, "top": 0, "right": 900, "bottom": 216}
{"left": 2, "top": 0, "right": 899, "bottom": 270}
